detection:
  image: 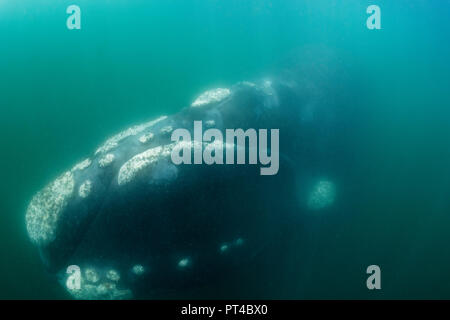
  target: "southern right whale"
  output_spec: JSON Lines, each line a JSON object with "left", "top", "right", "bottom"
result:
{"left": 25, "top": 47, "right": 356, "bottom": 299}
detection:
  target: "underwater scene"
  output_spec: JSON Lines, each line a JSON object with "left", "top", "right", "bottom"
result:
{"left": 0, "top": 0, "right": 449, "bottom": 300}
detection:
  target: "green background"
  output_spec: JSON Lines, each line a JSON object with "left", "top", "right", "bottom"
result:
{"left": 0, "top": 0, "right": 449, "bottom": 299}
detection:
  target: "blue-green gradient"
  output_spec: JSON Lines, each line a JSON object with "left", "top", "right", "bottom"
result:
{"left": 0, "top": 0, "right": 449, "bottom": 299}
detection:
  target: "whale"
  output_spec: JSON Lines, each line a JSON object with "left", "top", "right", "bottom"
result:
{"left": 25, "top": 48, "right": 355, "bottom": 299}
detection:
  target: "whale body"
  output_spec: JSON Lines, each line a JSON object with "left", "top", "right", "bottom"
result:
{"left": 26, "top": 49, "right": 354, "bottom": 299}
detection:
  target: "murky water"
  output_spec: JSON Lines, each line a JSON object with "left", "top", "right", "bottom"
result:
{"left": 0, "top": 0, "right": 449, "bottom": 299}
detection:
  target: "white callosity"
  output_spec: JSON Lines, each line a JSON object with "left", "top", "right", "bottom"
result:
{"left": 106, "top": 269, "right": 120, "bottom": 282}
{"left": 117, "top": 144, "right": 173, "bottom": 186}
{"left": 26, "top": 171, "right": 75, "bottom": 245}
{"left": 66, "top": 267, "right": 131, "bottom": 300}
{"left": 139, "top": 132, "right": 154, "bottom": 144}
{"left": 160, "top": 126, "right": 173, "bottom": 134}
{"left": 68, "top": 284, "right": 131, "bottom": 300}
{"left": 85, "top": 268, "right": 99, "bottom": 283}
{"left": 132, "top": 264, "right": 145, "bottom": 276}
{"left": 71, "top": 158, "right": 92, "bottom": 172}
{"left": 93, "top": 282, "right": 131, "bottom": 299}
{"left": 191, "top": 88, "right": 231, "bottom": 107}
{"left": 178, "top": 258, "right": 190, "bottom": 268}
{"left": 307, "top": 180, "right": 336, "bottom": 210}
{"left": 118, "top": 139, "right": 214, "bottom": 186}
{"left": 98, "top": 153, "right": 115, "bottom": 168}
{"left": 219, "top": 237, "right": 244, "bottom": 254}
{"left": 26, "top": 157, "right": 96, "bottom": 245}
{"left": 95, "top": 116, "right": 167, "bottom": 155}
{"left": 118, "top": 139, "right": 234, "bottom": 186}
{"left": 173, "top": 140, "right": 203, "bottom": 151}
{"left": 204, "top": 120, "right": 216, "bottom": 127}
{"left": 78, "top": 180, "right": 92, "bottom": 198}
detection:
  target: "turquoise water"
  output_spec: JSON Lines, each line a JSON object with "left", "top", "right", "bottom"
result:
{"left": 0, "top": 0, "right": 449, "bottom": 299}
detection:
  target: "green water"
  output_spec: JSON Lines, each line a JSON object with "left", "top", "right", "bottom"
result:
{"left": 0, "top": 0, "right": 449, "bottom": 299}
